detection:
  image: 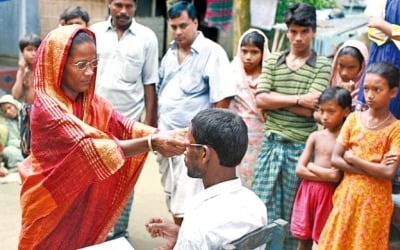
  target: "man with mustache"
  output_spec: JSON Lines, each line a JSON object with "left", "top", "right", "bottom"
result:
{"left": 156, "top": 1, "right": 235, "bottom": 227}
{"left": 90, "top": 0, "right": 159, "bottom": 240}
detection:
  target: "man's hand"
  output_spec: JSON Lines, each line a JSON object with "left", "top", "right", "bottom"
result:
{"left": 152, "top": 128, "right": 188, "bottom": 157}
{"left": 298, "top": 92, "right": 320, "bottom": 110}
{"left": 145, "top": 217, "right": 180, "bottom": 250}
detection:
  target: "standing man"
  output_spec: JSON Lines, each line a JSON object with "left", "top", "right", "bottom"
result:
{"left": 90, "top": 0, "right": 159, "bottom": 239}
{"left": 91, "top": 0, "right": 158, "bottom": 126}
{"left": 252, "top": 3, "right": 331, "bottom": 250}
{"left": 157, "top": 1, "right": 236, "bottom": 226}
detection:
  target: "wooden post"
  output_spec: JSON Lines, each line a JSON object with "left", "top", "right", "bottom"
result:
{"left": 233, "top": 0, "right": 250, "bottom": 55}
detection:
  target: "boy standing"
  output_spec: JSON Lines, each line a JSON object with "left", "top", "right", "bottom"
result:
{"left": 291, "top": 87, "right": 351, "bottom": 250}
{"left": 252, "top": 3, "right": 331, "bottom": 249}
{"left": 11, "top": 33, "right": 42, "bottom": 157}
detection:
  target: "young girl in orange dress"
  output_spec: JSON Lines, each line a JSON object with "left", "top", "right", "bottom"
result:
{"left": 318, "top": 62, "right": 400, "bottom": 250}
{"left": 229, "top": 29, "right": 269, "bottom": 188}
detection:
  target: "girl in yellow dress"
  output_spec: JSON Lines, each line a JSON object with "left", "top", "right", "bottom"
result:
{"left": 318, "top": 62, "right": 400, "bottom": 250}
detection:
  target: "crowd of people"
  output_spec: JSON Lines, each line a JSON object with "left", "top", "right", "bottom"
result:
{"left": 1, "top": 0, "right": 400, "bottom": 249}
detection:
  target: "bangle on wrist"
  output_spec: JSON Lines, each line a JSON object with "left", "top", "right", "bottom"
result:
{"left": 147, "top": 134, "right": 154, "bottom": 153}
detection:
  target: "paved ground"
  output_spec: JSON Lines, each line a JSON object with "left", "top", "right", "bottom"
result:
{"left": 0, "top": 154, "right": 172, "bottom": 250}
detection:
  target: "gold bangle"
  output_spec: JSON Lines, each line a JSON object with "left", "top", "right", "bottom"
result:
{"left": 147, "top": 134, "right": 154, "bottom": 153}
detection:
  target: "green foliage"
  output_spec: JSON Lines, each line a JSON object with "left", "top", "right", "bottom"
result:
{"left": 275, "top": 0, "right": 338, "bottom": 23}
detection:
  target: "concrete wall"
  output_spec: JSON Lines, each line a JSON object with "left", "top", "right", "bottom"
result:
{"left": 39, "top": 0, "right": 108, "bottom": 38}
{"left": 136, "top": 16, "right": 166, "bottom": 61}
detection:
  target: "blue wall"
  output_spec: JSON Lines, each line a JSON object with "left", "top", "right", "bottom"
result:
{"left": 0, "top": 0, "right": 39, "bottom": 58}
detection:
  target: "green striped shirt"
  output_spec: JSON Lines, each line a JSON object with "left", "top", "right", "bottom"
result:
{"left": 257, "top": 50, "right": 331, "bottom": 142}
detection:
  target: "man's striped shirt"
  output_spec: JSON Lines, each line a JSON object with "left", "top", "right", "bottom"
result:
{"left": 257, "top": 50, "right": 331, "bottom": 142}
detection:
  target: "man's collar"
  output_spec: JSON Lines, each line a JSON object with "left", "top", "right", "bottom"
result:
{"left": 105, "top": 16, "right": 137, "bottom": 34}
{"left": 276, "top": 49, "right": 317, "bottom": 67}
{"left": 170, "top": 31, "right": 204, "bottom": 54}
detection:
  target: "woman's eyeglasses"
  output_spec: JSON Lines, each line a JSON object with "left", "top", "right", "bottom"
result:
{"left": 73, "top": 58, "right": 98, "bottom": 71}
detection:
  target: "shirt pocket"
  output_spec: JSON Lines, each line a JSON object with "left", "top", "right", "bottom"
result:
{"left": 179, "top": 72, "right": 208, "bottom": 95}
{"left": 118, "top": 55, "right": 143, "bottom": 84}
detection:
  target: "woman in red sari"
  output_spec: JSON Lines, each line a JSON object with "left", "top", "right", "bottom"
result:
{"left": 18, "top": 26, "right": 185, "bottom": 250}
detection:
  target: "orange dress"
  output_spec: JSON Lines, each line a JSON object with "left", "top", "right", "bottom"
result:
{"left": 318, "top": 112, "right": 400, "bottom": 250}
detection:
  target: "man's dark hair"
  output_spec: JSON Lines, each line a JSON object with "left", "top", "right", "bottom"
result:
{"left": 60, "top": 6, "right": 90, "bottom": 24}
{"left": 367, "top": 62, "right": 400, "bottom": 89}
{"left": 284, "top": 3, "right": 317, "bottom": 29}
{"left": 19, "top": 33, "right": 42, "bottom": 52}
{"left": 191, "top": 108, "right": 248, "bottom": 167}
{"left": 167, "top": 1, "right": 197, "bottom": 20}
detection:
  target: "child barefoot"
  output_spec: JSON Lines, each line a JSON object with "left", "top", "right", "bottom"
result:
{"left": 319, "top": 62, "right": 400, "bottom": 250}
{"left": 291, "top": 86, "right": 351, "bottom": 250}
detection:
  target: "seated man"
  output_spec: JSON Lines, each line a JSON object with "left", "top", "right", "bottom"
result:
{"left": 146, "top": 108, "right": 267, "bottom": 249}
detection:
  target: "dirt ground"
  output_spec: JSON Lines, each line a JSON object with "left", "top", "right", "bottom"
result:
{"left": 0, "top": 154, "right": 172, "bottom": 250}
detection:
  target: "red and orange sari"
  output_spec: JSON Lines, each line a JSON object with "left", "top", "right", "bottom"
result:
{"left": 18, "top": 26, "right": 155, "bottom": 249}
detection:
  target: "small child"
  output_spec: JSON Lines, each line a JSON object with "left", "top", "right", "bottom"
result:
{"left": 229, "top": 28, "right": 269, "bottom": 188}
{"left": 0, "top": 95, "right": 24, "bottom": 171}
{"left": 319, "top": 62, "right": 400, "bottom": 249}
{"left": 59, "top": 6, "right": 90, "bottom": 27}
{"left": 291, "top": 86, "right": 351, "bottom": 250}
{"left": 11, "top": 33, "right": 41, "bottom": 157}
{"left": 329, "top": 40, "right": 369, "bottom": 107}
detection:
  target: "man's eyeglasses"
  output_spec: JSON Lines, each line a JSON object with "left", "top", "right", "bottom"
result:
{"left": 187, "top": 143, "right": 205, "bottom": 149}
{"left": 73, "top": 58, "right": 98, "bottom": 71}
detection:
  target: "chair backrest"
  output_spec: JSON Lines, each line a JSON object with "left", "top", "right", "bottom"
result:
{"left": 221, "top": 223, "right": 276, "bottom": 250}
{"left": 221, "top": 219, "right": 289, "bottom": 250}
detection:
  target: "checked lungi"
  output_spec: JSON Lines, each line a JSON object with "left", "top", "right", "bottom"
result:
{"left": 252, "top": 132, "right": 305, "bottom": 250}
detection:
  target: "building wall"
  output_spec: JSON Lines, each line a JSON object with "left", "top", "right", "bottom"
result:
{"left": 0, "top": 0, "right": 40, "bottom": 60}
{"left": 39, "top": 0, "right": 108, "bottom": 38}
{"left": 39, "top": 0, "right": 168, "bottom": 59}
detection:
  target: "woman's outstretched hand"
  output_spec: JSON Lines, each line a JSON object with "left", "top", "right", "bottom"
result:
{"left": 152, "top": 128, "right": 188, "bottom": 157}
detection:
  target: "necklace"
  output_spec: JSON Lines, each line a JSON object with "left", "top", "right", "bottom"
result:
{"left": 365, "top": 112, "right": 392, "bottom": 129}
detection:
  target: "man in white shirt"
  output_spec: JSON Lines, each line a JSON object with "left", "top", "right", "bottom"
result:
{"left": 146, "top": 108, "right": 267, "bottom": 249}
{"left": 90, "top": 0, "right": 159, "bottom": 239}
{"left": 157, "top": 1, "right": 236, "bottom": 227}
{"left": 90, "top": 0, "right": 158, "bottom": 125}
